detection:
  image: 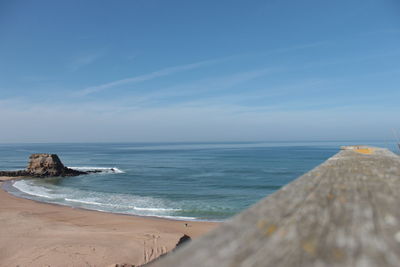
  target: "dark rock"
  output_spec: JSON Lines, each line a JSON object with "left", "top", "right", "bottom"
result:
{"left": 0, "top": 170, "right": 30, "bottom": 177}
{"left": 175, "top": 234, "right": 191, "bottom": 248}
{"left": 0, "top": 153, "right": 87, "bottom": 178}
{"left": 27, "top": 153, "right": 85, "bottom": 177}
{"left": 86, "top": 169, "right": 103, "bottom": 174}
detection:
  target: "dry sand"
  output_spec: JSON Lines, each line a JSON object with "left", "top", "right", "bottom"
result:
{"left": 0, "top": 177, "right": 218, "bottom": 267}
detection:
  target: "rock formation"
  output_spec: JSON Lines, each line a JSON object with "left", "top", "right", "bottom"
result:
{"left": 175, "top": 234, "right": 191, "bottom": 248}
{"left": 0, "top": 153, "right": 87, "bottom": 177}
{"left": 26, "top": 154, "right": 85, "bottom": 176}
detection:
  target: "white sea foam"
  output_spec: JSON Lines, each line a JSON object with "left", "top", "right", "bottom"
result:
{"left": 13, "top": 180, "right": 57, "bottom": 199}
{"left": 69, "top": 166, "right": 125, "bottom": 174}
{"left": 132, "top": 207, "right": 181, "bottom": 212}
{"left": 64, "top": 198, "right": 181, "bottom": 212}
{"left": 10, "top": 178, "right": 196, "bottom": 221}
{"left": 64, "top": 198, "right": 103, "bottom": 206}
{"left": 153, "top": 215, "right": 197, "bottom": 221}
{"left": 11, "top": 180, "right": 187, "bottom": 217}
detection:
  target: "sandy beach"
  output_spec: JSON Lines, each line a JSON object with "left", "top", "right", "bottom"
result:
{"left": 0, "top": 177, "right": 218, "bottom": 267}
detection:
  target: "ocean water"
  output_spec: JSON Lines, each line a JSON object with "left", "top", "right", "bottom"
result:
{"left": 0, "top": 141, "right": 397, "bottom": 221}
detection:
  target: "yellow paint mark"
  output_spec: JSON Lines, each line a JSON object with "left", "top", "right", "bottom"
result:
{"left": 354, "top": 148, "right": 374, "bottom": 155}
{"left": 257, "top": 220, "right": 278, "bottom": 236}
{"left": 265, "top": 224, "right": 277, "bottom": 235}
{"left": 302, "top": 241, "right": 316, "bottom": 256}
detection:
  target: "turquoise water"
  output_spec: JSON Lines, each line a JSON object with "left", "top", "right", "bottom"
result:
{"left": 0, "top": 141, "right": 397, "bottom": 221}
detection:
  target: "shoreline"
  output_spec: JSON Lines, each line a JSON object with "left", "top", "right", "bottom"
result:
{"left": 0, "top": 176, "right": 219, "bottom": 266}
{"left": 2, "top": 179, "right": 222, "bottom": 223}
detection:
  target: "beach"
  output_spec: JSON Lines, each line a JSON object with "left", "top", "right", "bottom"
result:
{"left": 0, "top": 176, "right": 218, "bottom": 267}
{"left": 0, "top": 142, "right": 343, "bottom": 221}
{"left": 0, "top": 142, "right": 391, "bottom": 266}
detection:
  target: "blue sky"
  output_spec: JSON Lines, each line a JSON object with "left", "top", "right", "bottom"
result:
{"left": 0, "top": 0, "right": 399, "bottom": 142}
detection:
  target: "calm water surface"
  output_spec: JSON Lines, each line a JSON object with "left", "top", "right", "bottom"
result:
{"left": 0, "top": 141, "right": 396, "bottom": 221}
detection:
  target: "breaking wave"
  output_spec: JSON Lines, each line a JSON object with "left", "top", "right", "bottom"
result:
{"left": 69, "top": 166, "right": 125, "bottom": 174}
{"left": 9, "top": 179, "right": 196, "bottom": 220}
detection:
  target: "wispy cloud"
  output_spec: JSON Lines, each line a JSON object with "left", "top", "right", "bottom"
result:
{"left": 68, "top": 51, "right": 104, "bottom": 72}
{"left": 172, "top": 79, "right": 326, "bottom": 108}
{"left": 74, "top": 57, "right": 229, "bottom": 97}
{"left": 134, "top": 67, "right": 281, "bottom": 101}
{"left": 75, "top": 41, "right": 328, "bottom": 97}
{"left": 74, "top": 67, "right": 282, "bottom": 109}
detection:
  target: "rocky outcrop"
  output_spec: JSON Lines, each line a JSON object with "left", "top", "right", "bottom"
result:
{"left": 27, "top": 154, "right": 85, "bottom": 177}
{"left": 0, "top": 153, "right": 87, "bottom": 178}
{"left": 0, "top": 170, "right": 31, "bottom": 177}
{"left": 175, "top": 234, "right": 191, "bottom": 248}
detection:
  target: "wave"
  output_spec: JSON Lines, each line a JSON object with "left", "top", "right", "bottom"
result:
{"left": 64, "top": 198, "right": 181, "bottom": 212}
{"left": 152, "top": 215, "right": 198, "bottom": 221}
{"left": 69, "top": 166, "right": 125, "bottom": 174}
{"left": 133, "top": 207, "right": 181, "bottom": 212}
{"left": 13, "top": 180, "right": 60, "bottom": 199}
{"left": 64, "top": 198, "right": 102, "bottom": 206}
{"left": 10, "top": 180, "right": 192, "bottom": 220}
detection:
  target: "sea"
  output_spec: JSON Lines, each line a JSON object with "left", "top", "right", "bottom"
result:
{"left": 0, "top": 141, "right": 397, "bottom": 221}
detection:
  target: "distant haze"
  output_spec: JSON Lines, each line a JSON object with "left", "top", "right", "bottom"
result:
{"left": 0, "top": 0, "right": 399, "bottom": 143}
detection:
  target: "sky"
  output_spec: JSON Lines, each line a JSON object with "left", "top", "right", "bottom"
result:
{"left": 0, "top": 0, "right": 399, "bottom": 143}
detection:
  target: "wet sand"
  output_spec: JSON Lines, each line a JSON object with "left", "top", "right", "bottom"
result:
{"left": 0, "top": 177, "right": 218, "bottom": 267}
